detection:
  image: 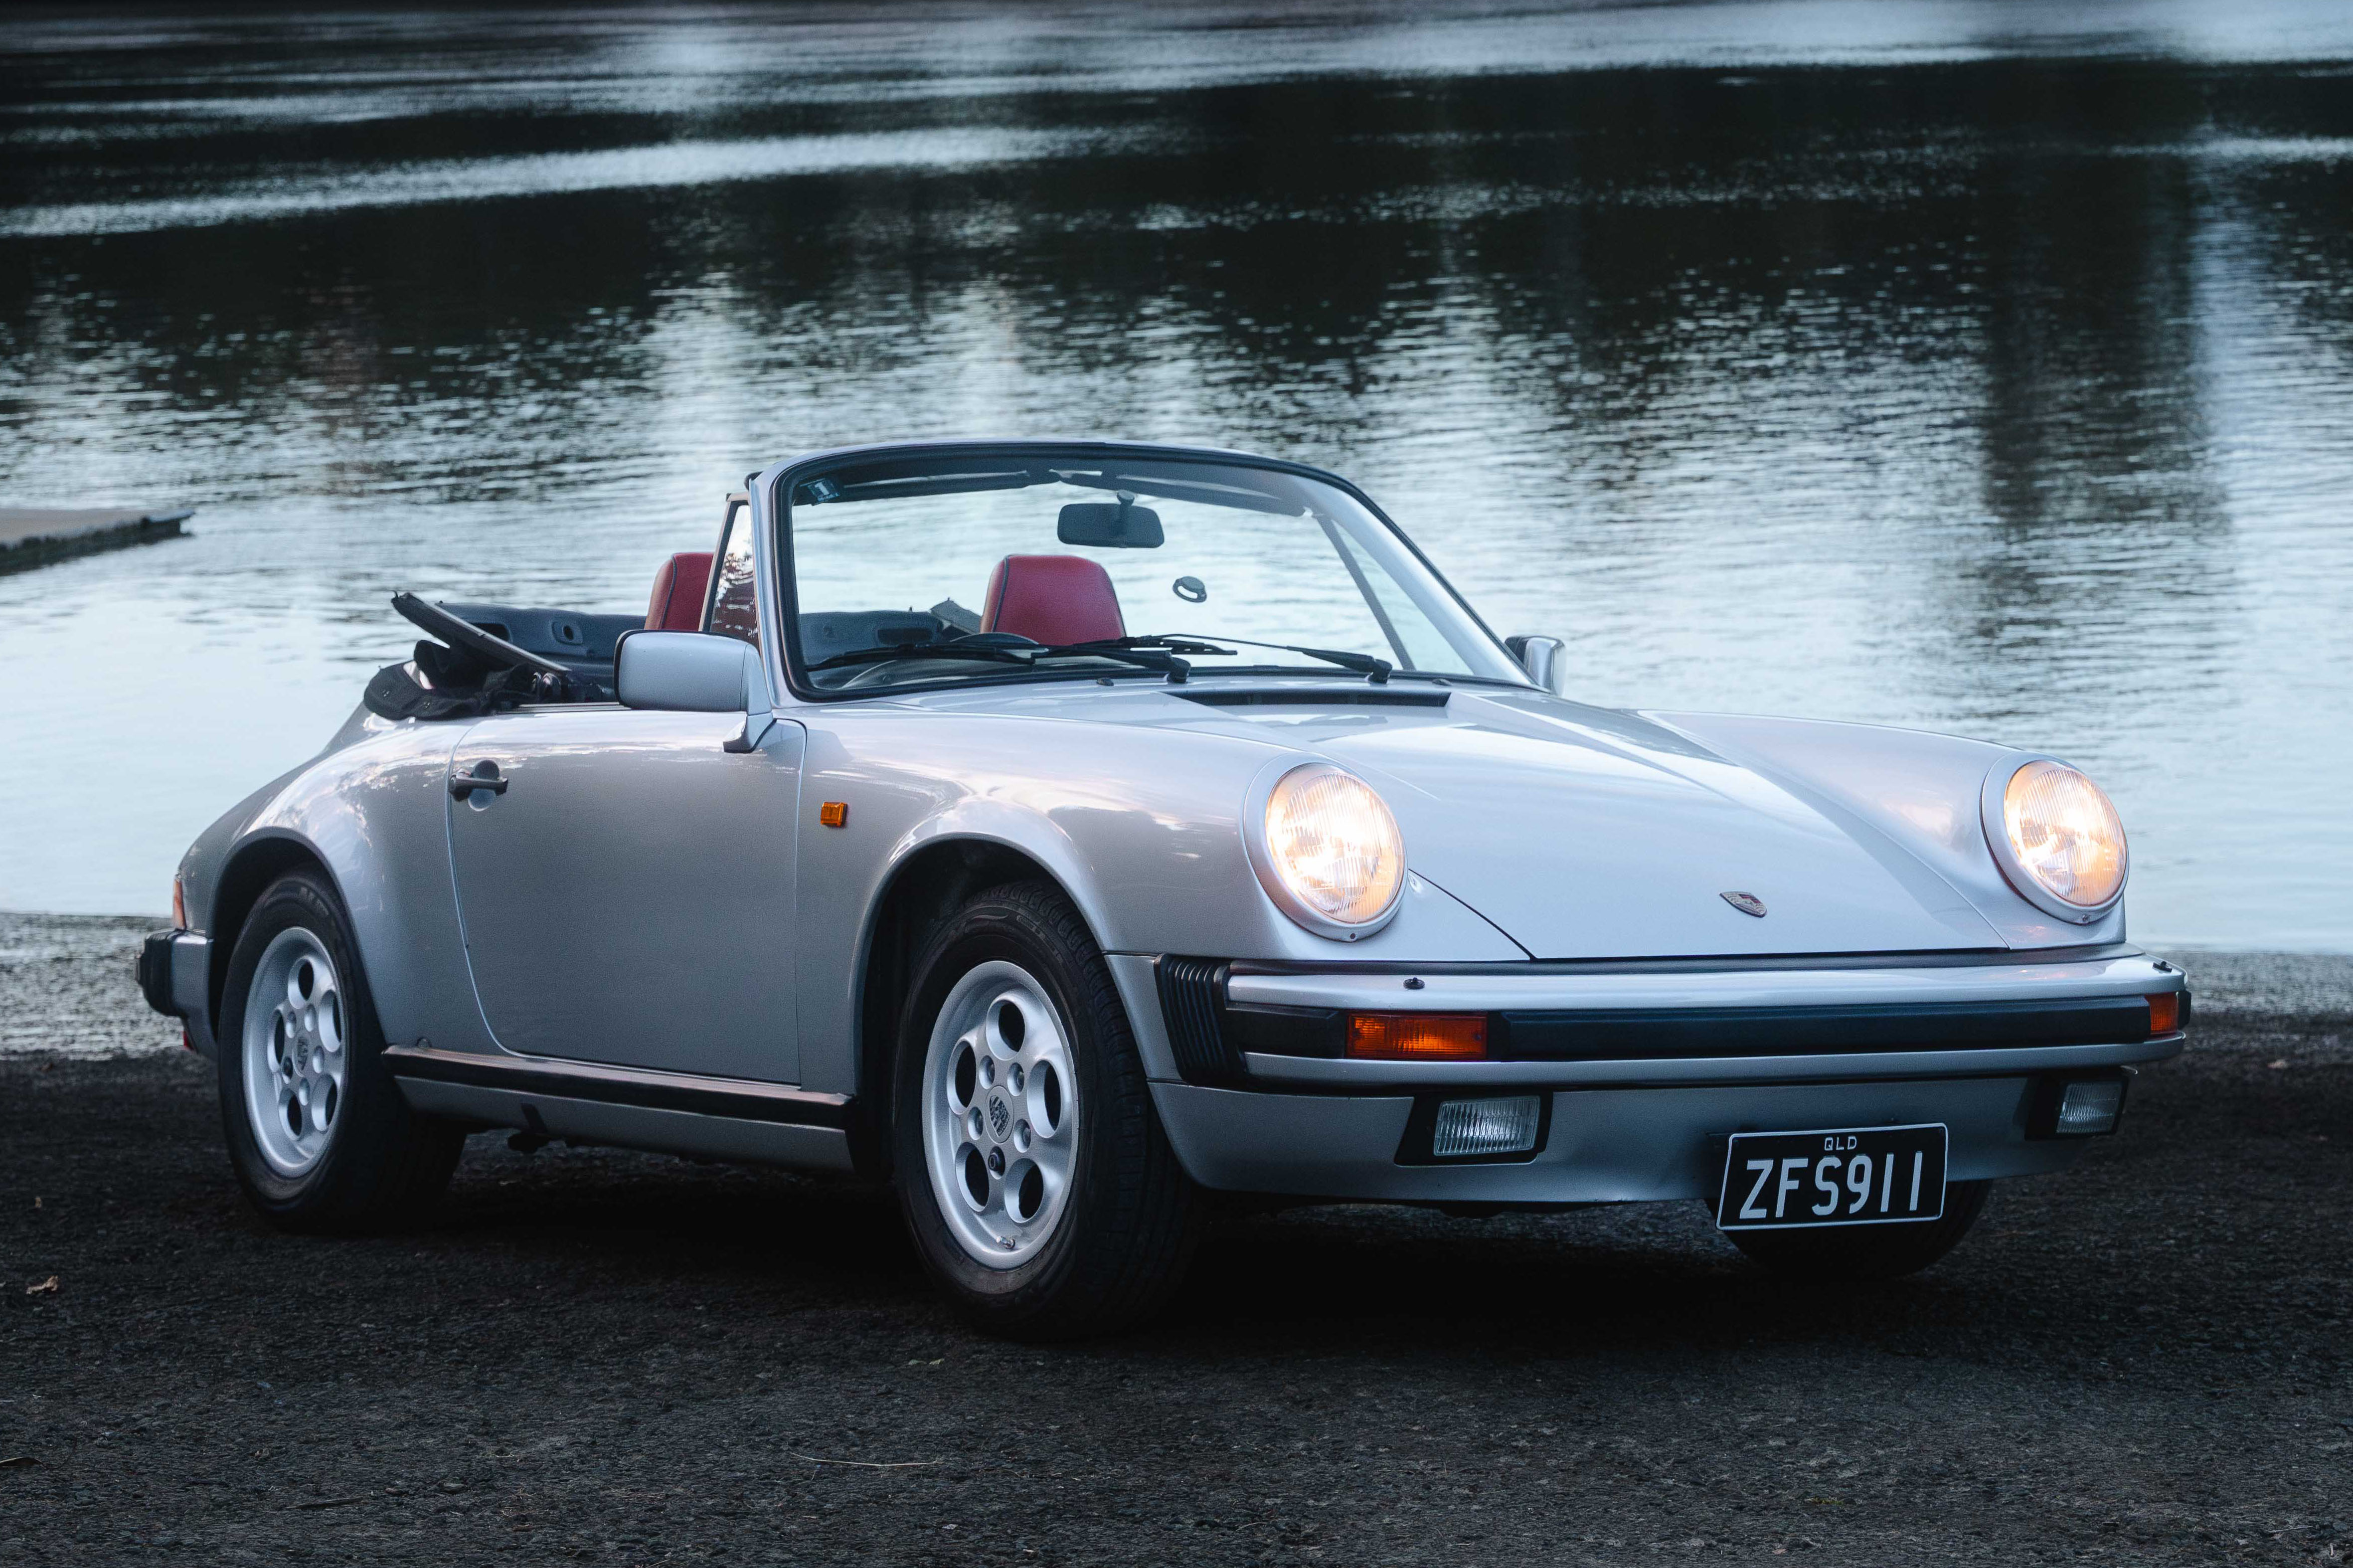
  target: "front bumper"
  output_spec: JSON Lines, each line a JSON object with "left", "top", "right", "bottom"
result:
{"left": 1111, "top": 949, "right": 2187, "bottom": 1205}
{"left": 1150, "top": 1073, "right": 2132, "bottom": 1204}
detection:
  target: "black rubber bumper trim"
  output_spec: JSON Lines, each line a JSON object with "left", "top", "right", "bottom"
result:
{"left": 1162, "top": 956, "right": 2187, "bottom": 1079}
{"left": 1232, "top": 995, "right": 2186, "bottom": 1064}
{"left": 1154, "top": 956, "right": 1244, "bottom": 1084}
{"left": 382, "top": 1046, "right": 852, "bottom": 1129}
{"left": 1225, "top": 942, "right": 2147, "bottom": 978}
{"left": 137, "top": 930, "right": 178, "bottom": 1017}
{"left": 1493, "top": 995, "right": 2168, "bottom": 1062}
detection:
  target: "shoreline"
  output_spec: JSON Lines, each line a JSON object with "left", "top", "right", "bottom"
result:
{"left": 4, "top": 911, "right": 2347, "bottom": 1060}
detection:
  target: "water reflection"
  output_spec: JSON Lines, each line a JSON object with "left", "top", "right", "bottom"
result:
{"left": 0, "top": 3, "right": 2349, "bottom": 947}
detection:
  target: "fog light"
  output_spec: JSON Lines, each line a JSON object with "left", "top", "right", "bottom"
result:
{"left": 2027, "top": 1070, "right": 2133, "bottom": 1140}
{"left": 2055, "top": 1078, "right": 2126, "bottom": 1136}
{"left": 1431, "top": 1095, "right": 1542, "bottom": 1158}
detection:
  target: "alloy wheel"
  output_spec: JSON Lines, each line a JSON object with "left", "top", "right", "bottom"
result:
{"left": 920, "top": 960, "right": 1079, "bottom": 1268}
{"left": 240, "top": 926, "right": 348, "bottom": 1176}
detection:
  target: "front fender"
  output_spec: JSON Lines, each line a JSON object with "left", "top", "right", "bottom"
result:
{"left": 805, "top": 708, "right": 1519, "bottom": 955}
{"left": 792, "top": 709, "right": 1523, "bottom": 1093}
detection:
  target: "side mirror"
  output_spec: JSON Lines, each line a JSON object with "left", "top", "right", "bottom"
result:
{"left": 617, "top": 631, "right": 774, "bottom": 750}
{"left": 1505, "top": 634, "right": 1566, "bottom": 696}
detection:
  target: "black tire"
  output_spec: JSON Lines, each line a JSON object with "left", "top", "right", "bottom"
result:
{"left": 1724, "top": 1179, "right": 1993, "bottom": 1282}
{"left": 892, "top": 880, "right": 1201, "bottom": 1339}
{"left": 217, "top": 871, "right": 465, "bottom": 1232}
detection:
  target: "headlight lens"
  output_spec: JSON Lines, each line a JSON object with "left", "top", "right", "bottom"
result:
{"left": 1263, "top": 764, "right": 1405, "bottom": 928}
{"left": 2002, "top": 760, "right": 2127, "bottom": 908}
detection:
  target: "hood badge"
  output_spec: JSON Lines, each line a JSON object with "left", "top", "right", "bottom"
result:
{"left": 1721, "top": 891, "right": 1767, "bottom": 918}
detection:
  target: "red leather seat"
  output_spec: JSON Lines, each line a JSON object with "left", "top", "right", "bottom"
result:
{"left": 982, "top": 555, "right": 1126, "bottom": 645}
{"left": 646, "top": 551, "right": 713, "bottom": 631}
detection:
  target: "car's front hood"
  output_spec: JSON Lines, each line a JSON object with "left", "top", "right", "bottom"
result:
{"left": 875, "top": 679, "right": 2011, "bottom": 959}
{"left": 1308, "top": 693, "right": 2004, "bottom": 959}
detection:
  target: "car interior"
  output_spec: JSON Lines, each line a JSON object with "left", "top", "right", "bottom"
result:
{"left": 366, "top": 537, "right": 1140, "bottom": 722}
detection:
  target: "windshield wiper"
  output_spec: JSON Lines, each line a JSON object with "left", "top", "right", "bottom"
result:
{"left": 808, "top": 632, "right": 1397, "bottom": 687}
{"left": 1011, "top": 637, "right": 1196, "bottom": 682}
{"left": 807, "top": 637, "right": 1190, "bottom": 682}
{"left": 1128, "top": 633, "right": 1393, "bottom": 684}
{"left": 806, "top": 642, "right": 1035, "bottom": 672}
{"left": 1052, "top": 635, "right": 1236, "bottom": 657}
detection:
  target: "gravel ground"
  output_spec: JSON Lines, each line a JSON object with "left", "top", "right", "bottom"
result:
{"left": 0, "top": 912, "right": 176, "bottom": 1057}
{"left": 1, "top": 921, "right": 2349, "bottom": 1566}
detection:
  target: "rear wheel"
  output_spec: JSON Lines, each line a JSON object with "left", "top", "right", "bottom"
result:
{"left": 1724, "top": 1180, "right": 1993, "bottom": 1281}
{"left": 893, "top": 880, "right": 1200, "bottom": 1338}
{"left": 217, "top": 871, "right": 464, "bottom": 1231}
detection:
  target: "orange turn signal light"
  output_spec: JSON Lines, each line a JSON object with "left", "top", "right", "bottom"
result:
{"left": 819, "top": 801, "right": 849, "bottom": 828}
{"left": 1346, "top": 1012, "right": 1489, "bottom": 1060}
{"left": 2147, "top": 993, "right": 2181, "bottom": 1034}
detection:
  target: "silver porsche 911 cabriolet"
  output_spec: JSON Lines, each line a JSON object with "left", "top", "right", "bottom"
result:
{"left": 139, "top": 440, "right": 2188, "bottom": 1336}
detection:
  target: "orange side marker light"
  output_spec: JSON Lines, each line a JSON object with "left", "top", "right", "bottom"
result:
{"left": 1346, "top": 1012, "right": 1489, "bottom": 1060}
{"left": 819, "top": 802, "right": 849, "bottom": 829}
{"left": 2147, "top": 993, "right": 2181, "bottom": 1034}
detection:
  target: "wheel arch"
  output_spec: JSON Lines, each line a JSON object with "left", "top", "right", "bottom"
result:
{"left": 205, "top": 832, "right": 351, "bottom": 1034}
{"left": 849, "top": 836, "right": 1106, "bottom": 1182}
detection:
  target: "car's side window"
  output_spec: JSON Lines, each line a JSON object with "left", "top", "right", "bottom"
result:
{"left": 708, "top": 500, "right": 760, "bottom": 648}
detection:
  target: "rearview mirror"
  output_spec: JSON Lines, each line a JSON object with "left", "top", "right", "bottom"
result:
{"left": 1505, "top": 634, "right": 1566, "bottom": 696}
{"left": 617, "top": 631, "right": 765, "bottom": 714}
{"left": 1057, "top": 499, "right": 1164, "bottom": 548}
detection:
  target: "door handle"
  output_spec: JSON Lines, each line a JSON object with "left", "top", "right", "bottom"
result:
{"left": 451, "top": 764, "right": 509, "bottom": 798}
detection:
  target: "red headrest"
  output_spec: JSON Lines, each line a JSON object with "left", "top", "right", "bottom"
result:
{"left": 982, "top": 555, "right": 1127, "bottom": 647}
{"left": 647, "top": 551, "right": 713, "bottom": 631}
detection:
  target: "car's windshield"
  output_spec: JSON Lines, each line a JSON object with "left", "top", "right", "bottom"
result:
{"left": 782, "top": 450, "right": 1525, "bottom": 694}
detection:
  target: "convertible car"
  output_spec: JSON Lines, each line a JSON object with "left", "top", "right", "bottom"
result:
{"left": 139, "top": 440, "right": 2188, "bottom": 1336}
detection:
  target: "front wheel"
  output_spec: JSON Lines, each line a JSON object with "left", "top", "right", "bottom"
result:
{"left": 217, "top": 871, "right": 464, "bottom": 1232}
{"left": 1724, "top": 1180, "right": 1993, "bottom": 1281}
{"left": 893, "top": 880, "right": 1201, "bottom": 1338}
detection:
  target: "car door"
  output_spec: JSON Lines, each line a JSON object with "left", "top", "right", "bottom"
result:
{"left": 443, "top": 704, "right": 806, "bottom": 1083}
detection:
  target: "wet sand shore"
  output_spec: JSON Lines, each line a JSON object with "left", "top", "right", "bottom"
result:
{"left": 1, "top": 916, "right": 2347, "bottom": 1565}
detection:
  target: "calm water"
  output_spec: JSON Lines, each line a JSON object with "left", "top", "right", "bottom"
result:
{"left": 2, "top": 1, "right": 2350, "bottom": 948}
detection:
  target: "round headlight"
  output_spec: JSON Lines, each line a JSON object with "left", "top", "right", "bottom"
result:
{"left": 1993, "top": 758, "right": 2127, "bottom": 915}
{"left": 1252, "top": 763, "right": 1406, "bottom": 938}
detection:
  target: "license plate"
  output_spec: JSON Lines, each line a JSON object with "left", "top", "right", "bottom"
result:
{"left": 1715, "top": 1124, "right": 1948, "bottom": 1231}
